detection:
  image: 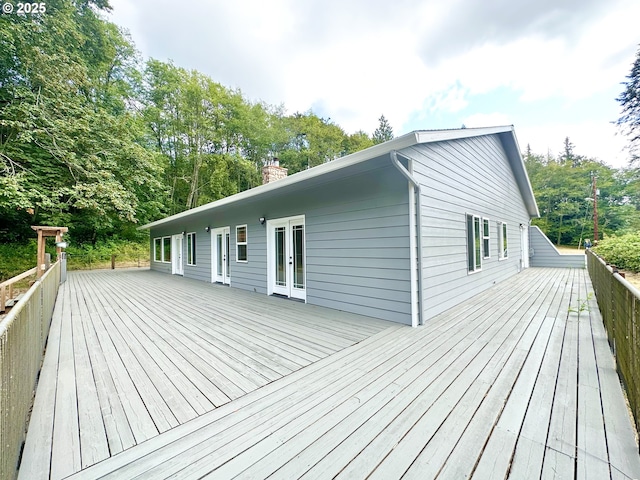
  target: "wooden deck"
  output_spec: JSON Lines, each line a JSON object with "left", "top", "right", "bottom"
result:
{"left": 18, "top": 268, "right": 640, "bottom": 479}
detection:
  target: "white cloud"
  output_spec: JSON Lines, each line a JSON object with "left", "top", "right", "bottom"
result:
{"left": 518, "top": 121, "right": 629, "bottom": 168}
{"left": 107, "top": 0, "right": 639, "bottom": 166}
{"left": 463, "top": 113, "right": 512, "bottom": 128}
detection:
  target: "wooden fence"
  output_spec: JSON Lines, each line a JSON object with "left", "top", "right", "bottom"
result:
{"left": 0, "top": 261, "right": 60, "bottom": 480}
{"left": 587, "top": 249, "right": 640, "bottom": 435}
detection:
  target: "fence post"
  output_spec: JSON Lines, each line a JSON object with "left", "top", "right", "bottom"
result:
{"left": 111, "top": 254, "right": 116, "bottom": 270}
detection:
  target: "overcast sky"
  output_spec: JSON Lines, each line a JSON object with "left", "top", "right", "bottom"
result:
{"left": 108, "top": 0, "right": 639, "bottom": 168}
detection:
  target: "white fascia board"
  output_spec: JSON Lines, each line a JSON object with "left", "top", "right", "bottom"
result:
{"left": 139, "top": 125, "right": 531, "bottom": 231}
{"left": 508, "top": 129, "right": 541, "bottom": 218}
{"left": 139, "top": 132, "right": 421, "bottom": 230}
{"left": 415, "top": 125, "right": 515, "bottom": 144}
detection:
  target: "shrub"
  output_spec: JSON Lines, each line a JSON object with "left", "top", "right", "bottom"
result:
{"left": 593, "top": 233, "right": 640, "bottom": 272}
{"left": 0, "top": 238, "right": 149, "bottom": 281}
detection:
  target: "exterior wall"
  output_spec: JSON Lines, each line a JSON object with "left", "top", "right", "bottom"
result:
{"left": 150, "top": 229, "right": 212, "bottom": 280}
{"left": 405, "top": 135, "right": 532, "bottom": 322}
{"left": 149, "top": 161, "right": 413, "bottom": 325}
{"left": 529, "top": 226, "right": 586, "bottom": 268}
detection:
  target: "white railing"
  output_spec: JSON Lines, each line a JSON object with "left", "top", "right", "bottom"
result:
{"left": 0, "top": 261, "right": 60, "bottom": 480}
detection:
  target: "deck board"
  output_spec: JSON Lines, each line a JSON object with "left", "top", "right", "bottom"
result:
{"left": 17, "top": 267, "right": 640, "bottom": 480}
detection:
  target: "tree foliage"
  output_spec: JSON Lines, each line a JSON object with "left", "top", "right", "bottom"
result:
{"left": 617, "top": 45, "right": 640, "bottom": 163}
{"left": 0, "top": 0, "right": 163, "bottom": 243}
{"left": 0, "top": 3, "right": 378, "bottom": 245}
{"left": 373, "top": 115, "right": 394, "bottom": 144}
{"left": 525, "top": 141, "right": 640, "bottom": 246}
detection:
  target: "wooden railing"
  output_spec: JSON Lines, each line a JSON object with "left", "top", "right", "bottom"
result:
{"left": 586, "top": 250, "right": 640, "bottom": 434}
{"left": 0, "top": 261, "right": 60, "bottom": 480}
{"left": 0, "top": 267, "right": 37, "bottom": 312}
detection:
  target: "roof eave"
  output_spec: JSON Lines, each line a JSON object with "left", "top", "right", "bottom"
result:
{"left": 139, "top": 131, "right": 421, "bottom": 230}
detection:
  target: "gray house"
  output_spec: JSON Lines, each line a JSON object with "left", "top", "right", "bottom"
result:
{"left": 141, "top": 125, "right": 539, "bottom": 327}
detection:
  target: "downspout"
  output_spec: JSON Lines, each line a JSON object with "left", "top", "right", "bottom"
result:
{"left": 390, "top": 150, "right": 424, "bottom": 327}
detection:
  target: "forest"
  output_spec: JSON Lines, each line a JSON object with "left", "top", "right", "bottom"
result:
{"left": 1, "top": 0, "right": 639, "bottom": 277}
{"left": 0, "top": 0, "right": 391, "bottom": 248}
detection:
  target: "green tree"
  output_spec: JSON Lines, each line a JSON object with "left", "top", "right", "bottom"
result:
{"left": 0, "top": 0, "right": 163, "bottom": 244}
{"left": 277, "top": 112, "right": 347, "bottom": 173}
{"left": 343, "top": 130, "right": 374, "bottom": 155}
{"left": 526, "top": 147, "right": 640, "bottom": 246}
{"left": 617, "top": 45, "right": 640, "bottom": 163}
{"left": 372, "top": 115, "right": 394, "bottom": 144}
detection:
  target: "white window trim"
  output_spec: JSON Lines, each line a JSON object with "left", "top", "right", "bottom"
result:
{"left": 483, "top": 217, "right": 490, "bottom": 259}
{"left": 499, "top": 222, "right": 508, "bottom": 260}
{"left": 187, "top": 232, "right": 196, "bottom": 266}
{"left": 236, "top": 225, "right": 248, "bottom": 263}
{"left": 467, "top": 213, "right": 482, "bottom": 274}
{"left": 161, "top": 236, "right": 171, "bottom": 263}
{"left": 153, "top": 237, "right": 161, "bottom": 262}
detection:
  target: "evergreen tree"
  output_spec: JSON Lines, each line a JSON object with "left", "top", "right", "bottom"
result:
{"left": 372, "top": 115, "right": 394, "bottom": 144}
{"left": 617, "top": 45, "right": 640, "bottom": 163}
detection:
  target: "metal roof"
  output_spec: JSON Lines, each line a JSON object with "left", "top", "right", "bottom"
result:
{"left": 139, "top": 125, "right": 539, "bottom": 230}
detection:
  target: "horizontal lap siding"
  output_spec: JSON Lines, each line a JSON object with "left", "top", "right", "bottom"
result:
{"left": 149, "top": 161, "right": 412, "bottom": 325}
{"left": 529, "top": 226, "right": 586, "bottom": 268}
{"left": 304, "top": 166, "right": 412, "bottom": 324}
{"left": 406, "top": 135, "right": 530, "bottom": 321}
{"left": 149, "top": 226, "right": 211, "bottom": 281}
{"left": 149, "top": 235, "right": 172, "bottom": 274}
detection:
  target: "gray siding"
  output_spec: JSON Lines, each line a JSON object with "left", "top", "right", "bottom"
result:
{"left": 150, "top": 161, "right": 413, "bottom": 325}
{"left": 529, "top": 226, "right": 585, "bottom": 268}
{"left": 406, "top": 135, "right": 531, "bottom": 322}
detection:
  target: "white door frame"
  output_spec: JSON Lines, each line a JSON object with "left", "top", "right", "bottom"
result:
{"left": 266, "top": 215, "right": 306, "bottom": 301}
{"left": 211, "top": 227, "right": 231, "bottom": 285}
{"left": 520, "top": 224, "right": 529, "bottom": 270}
{"left": 171, "top": 234, "right": 184, "bottom": 275}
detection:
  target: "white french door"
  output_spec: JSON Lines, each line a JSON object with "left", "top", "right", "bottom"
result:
{"left": 267, "top": 216, "right": 306, "bottom": 301}
{"left": 172, "top": 234, "right": 184, "bottom": 275}
{"left": 211, "top": 227, "right": 231, "bottom": 284}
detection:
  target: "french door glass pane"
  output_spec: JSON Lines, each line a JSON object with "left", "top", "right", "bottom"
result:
{"left": 163, "top": 237, "right": 171, "bottom": 262}
{"left": 154, "top": 238, "right": 161, "bottom": 262}
{"left": 225, "top": 233, "right": 230, "bottom": 278}
{"left": 293, "top": 225, "right": 304, "bottom": 289}
{"left": 216, "top": 234, "right": 223, "bottom": 275}
{"left": 275, "top": 226, "right": 286, "bottom": 286}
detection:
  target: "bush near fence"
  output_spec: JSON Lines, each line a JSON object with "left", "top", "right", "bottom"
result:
{"left": 592, "top": 233, "right": 640, "bottom": 273}
{"left": 0, "top": 240, "right": 150, "bottom": 281}
{"left": 587, "top": 249, "right": 640, "bottom": 436}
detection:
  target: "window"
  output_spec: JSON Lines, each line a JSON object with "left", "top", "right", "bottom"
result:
{"left": 162, "top": 236, "right": 171, "bottom": 263}
{"left": 154, "top": 238, "right": 161, "bottom": 262}
{"left": 236, "top": 225, "right": 247, "bottom": 262}
{"left": 483, "top": 218, "right": 490, "bottom": 259}
{"left": 498, "top": 222, "right": 508, "bottom": 259}
{"left": 187, "top": 232, "right": 196, "bottom": 266}
{"left": 466, "top": 214, "right": 482, "bottom": 272}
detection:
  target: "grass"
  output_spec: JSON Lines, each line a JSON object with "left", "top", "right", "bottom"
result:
{"left": 0, "top": 239, "right": 150, "bottom": 282}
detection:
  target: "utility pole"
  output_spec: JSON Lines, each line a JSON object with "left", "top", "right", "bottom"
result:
{"left": 591, "top": 172, "right": 599, "bottom": 242}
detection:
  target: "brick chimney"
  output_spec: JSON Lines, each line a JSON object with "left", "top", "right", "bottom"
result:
{"left": 262, "top": 158, "right": 288, "bottom": 185}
